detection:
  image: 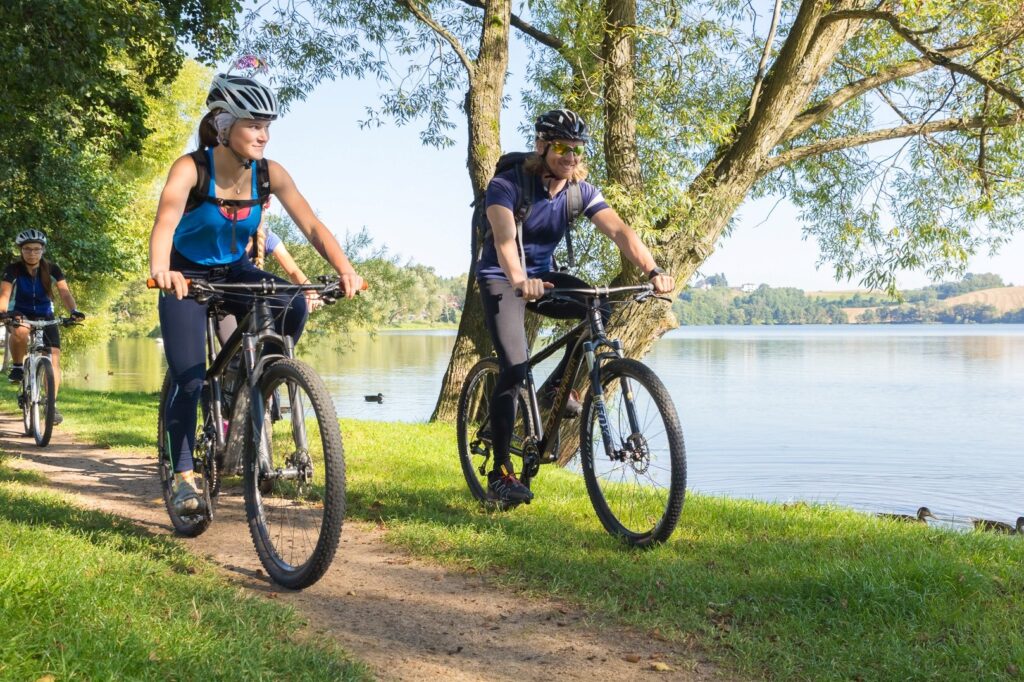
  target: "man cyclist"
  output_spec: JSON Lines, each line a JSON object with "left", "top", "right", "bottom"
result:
{"left": 476, "top": 108, "right": 675, "bottom": 506}
{"left": 150, "top": 73, "right": 364, "bottom": 515}
{"left": 0, "top": 230, "right": 86, "bottom": 426}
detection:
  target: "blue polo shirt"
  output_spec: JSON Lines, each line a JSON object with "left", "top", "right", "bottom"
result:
{"left": 476, "top": 169, "right": 609, "bottom": 281}
{"left": 3, "top": 261, "right": 65, "bottom": 316}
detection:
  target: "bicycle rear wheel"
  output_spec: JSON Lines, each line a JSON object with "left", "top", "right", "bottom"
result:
{"left": 456, "top": 358, "right": 534, "bottom": 503}
{"left": 157, "top": 371, "right": 217, "bottom": 537}
{"left": 31, "top": 357, "right": 55, "bottom": 447}
{"left": 244, "top": 358, "right": 345, "bottom": 589}
{"left": 580, "top": 358, "right": 686, "bottom": 547}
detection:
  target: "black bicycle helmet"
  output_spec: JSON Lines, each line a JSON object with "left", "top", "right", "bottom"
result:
{"left": 534, "top": 109, "right": 589, "bottom": 143}
{"left": 206, "top": 74, "right": 279, "bottom": 120}
{"left": 15, "top": 229, "right": 47, "bottom": 247}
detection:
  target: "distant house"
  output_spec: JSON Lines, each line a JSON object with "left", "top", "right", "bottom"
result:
{"left": 740, "top": 283, "right": 757, "bottom": 293}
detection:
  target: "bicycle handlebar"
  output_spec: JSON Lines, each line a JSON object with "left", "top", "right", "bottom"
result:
{"left": 146, "top": 277, "right": 369, "bottom": 297}
{"left": 514, "top": 283, "right": 655, "bottom": 299}
{"left": 4, "top": 316, "right": 82, "bottom": 328}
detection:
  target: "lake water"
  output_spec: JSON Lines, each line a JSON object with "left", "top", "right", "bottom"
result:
{"left": 66, "top": 325, "right": 1024, "bottom": 523}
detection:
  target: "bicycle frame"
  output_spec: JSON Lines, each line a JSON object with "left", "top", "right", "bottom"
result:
{"left": 517, "top": 287, "right": 647, "bottom": 470}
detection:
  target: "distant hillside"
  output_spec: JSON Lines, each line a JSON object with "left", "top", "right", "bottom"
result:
{"left": 940, "top": 286, "right": 1024, "bottom": 314}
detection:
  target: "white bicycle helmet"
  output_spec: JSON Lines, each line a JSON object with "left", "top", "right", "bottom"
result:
{"left": 206, "top": 74, "right": 279, "bottom": 121}
{"left": 15, "top": 229, "right": 47, "bottom": 247}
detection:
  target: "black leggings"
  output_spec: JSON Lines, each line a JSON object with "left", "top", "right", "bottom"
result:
{"left": 159, "top": 250, "right": 307, "bottom": 473}
{"left": 479, "top": 271, "right": 602, "bottom": 474}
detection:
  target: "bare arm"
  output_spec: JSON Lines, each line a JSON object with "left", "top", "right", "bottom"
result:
{"left": 270, "top": 243, "right": 309, "bottom": 285}
{"left": 149, "top": 155, "right": 198, "bottom": 299}
{"left": 54, "top": 280, "right": 78, "bottom": 313}
{"left": 270, "top": 243, "right": 324, "bottom": 311}
{"left": 590, "top": 207, "right": 675, "bottom": 294}
{"left": 0, "top": 281, "right": 12, "bottom": 313}
{"left": 485, "top": 204, "right": 550, "bottom": 300}
{"left": 268, "top": 160, "right": 363, "bottom": 298}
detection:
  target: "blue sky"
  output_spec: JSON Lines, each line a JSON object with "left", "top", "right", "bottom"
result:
{"left": 253, "top": 39, "right": 1024, "bottom": 292}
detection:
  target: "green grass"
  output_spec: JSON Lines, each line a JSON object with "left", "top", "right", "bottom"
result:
{"left": 38, "top": 391, "right": 1024, "bottom": 680}
{"left": 0, "top": 456, "right": 370, "bottom": 681}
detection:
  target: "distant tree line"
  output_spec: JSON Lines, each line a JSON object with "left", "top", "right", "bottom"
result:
{"left": 673, "top": 273, "right": 1021, "bottom": 326}
{"left": 673, "top": 285, "right": 847, "bottom": 325}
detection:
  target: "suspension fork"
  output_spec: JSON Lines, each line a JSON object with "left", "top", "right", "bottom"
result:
{"left": 206, "top": 311, "right": 227, "bottom": 450}
{"left": 583, "top": 339, "right": 619, "bottom": 459}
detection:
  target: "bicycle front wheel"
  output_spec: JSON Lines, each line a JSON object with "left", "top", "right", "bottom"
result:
{"left": 580, "top": 358, "right": 686, "bottom": 547}
{"left": 457, "top": 358, "right": 534, "bottom": 503}
{"left": 31, "top": 357, "right": 55, "bottom": 447}
{"left": 244, "top": 358, "right": 345, "bottom": 589}
{"left": 157, "top": 371, "right": 216, "bottom": 537}
{"left": 20, "top": 373, "right": 31, "bottom": 436}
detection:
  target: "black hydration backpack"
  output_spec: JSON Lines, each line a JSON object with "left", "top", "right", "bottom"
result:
{"left": 472, "top": 151, "right": 584, "bottom": 273}
{"left": 184, "top": 149, "right": 272, "bottom": 214}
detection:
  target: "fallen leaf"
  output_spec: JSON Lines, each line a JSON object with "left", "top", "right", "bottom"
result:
{"left": 623, "top": 654, "right": 641, "bottom": 663}
{"left": 650, "top": 662, "right": 673, "bottom": 672}
{"left": 148, "top": 652, "right": 160, "bottom": 662}
{"left": 35, "top": 676, "right": 56, "bottom": 682}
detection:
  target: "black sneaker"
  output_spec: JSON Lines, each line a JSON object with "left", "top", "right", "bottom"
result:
{"left": 538, "top": 383, "right": 582, "bottom": 419}
{"left": 487, "top": 465, "right": 534, "bottom": 505}
{"left": 7, "top": 366, "right": 23, "bottom": 383}
{"left": 53, "top": 408, "right": 63, "bottom": 426}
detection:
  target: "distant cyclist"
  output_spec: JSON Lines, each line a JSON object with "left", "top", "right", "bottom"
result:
{"left": 476, "top": 109, "right": 675, "bottom": 505}
{"left": 150, "top": 72, "right": 364, "bottom": 515}
{"left": 0, "top": 230, "right": 86, "bottom": 425}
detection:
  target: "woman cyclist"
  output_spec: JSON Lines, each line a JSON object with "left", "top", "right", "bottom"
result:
{"left": 476, "top": 109, "right": 675, "bottom": 506}
{"left": 150, "top": 73, "right": 364, "bottom": 515}
{"left": 0, "top": 230, "right": 86, "bottom": 426}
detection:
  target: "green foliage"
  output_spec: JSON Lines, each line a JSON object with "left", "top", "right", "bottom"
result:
{"left": 760, "top": 4, "right": 1024, "bottom": 291}
{"left": 0, "top": 1, "right": 235, "bottom": 288}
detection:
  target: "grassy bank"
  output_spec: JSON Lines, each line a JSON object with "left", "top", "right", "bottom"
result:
{"left": 34, "top": 389, "right": 1024, "bottom": 680}
{"left": 0, "top": 454, "right": 369, "bottom": 681}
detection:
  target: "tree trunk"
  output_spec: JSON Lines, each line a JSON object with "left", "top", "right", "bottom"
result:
{"left": 603, "top": 0, "right": 866, "bottom": 362}
{"left": 430, "top": 0, "right": 512, "bottom": 422}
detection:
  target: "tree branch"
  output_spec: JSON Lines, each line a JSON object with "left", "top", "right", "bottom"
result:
{"left": 821, "top": 9, "right": 1024, "bottom": 109}
{"left": 782, "top": 39, "right": 976, "bottom": 142}
{"left": 747, "top": 0, "right": 783, "bottom": 122}
{"left": 454, "top": 0, "right": 565, "bottom": 51}
{"left": 765, "top": 111, "right": 1024, "bottom": 171}
{"left": 401, "top": 0, "right": 476, "bottom": 76}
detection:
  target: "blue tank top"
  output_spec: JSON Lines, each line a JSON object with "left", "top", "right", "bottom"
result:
{"left": 172, "top": 148, "right": 263, "bottom": 266}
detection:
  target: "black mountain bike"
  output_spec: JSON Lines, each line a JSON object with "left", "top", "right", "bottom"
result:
{"left": 152, "top": 277, "right": 349, "bottom": 589}
{"left": 6, "top": 316, "right": 81, "bottom": 447}
{"left": 457, "top": 284, "right": 686, "bottom": 547}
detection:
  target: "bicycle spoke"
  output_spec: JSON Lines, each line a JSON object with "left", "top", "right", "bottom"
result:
{"left": 581, "top": 359, "right": 686, "bottom": 547}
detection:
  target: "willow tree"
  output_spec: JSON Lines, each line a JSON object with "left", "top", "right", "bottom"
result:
{"left": 515, "top": 0, "right": 1024, "bottom": 379}
{"left": 430, "top": 0, "right": 1024, "bottom": 422}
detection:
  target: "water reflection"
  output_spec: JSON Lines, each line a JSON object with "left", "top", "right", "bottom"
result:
{"left": 64, "top": 325, "right": 1024, "bottom": 521}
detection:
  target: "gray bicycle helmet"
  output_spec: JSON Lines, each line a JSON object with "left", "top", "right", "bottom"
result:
{"left": 15, "top": 229, "right": 47, "bottom": 247}
{"left": 206, "top": 74, "right": 279, "bottom": 121}
{"left": 535, "top": 109, "right": 589, "bottom": 143}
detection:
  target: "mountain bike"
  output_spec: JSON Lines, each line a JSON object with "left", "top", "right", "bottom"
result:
{"left": 151, "top": 277, "right": 354, "bottom": 589}
{"left": 5, "top": 316, "right": 81, "bottom": 447}
{"left": 457, "top": 284, "right": 686, "bottom": 548}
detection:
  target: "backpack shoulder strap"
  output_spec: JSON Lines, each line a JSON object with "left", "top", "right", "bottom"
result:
{"left": 254, "top": 158, "right": 271, "bottom": 204}
{"left": 184, "top": 149, "right": 210, "bottom": 214}
{"left": 560, "top": 181, "right": 583, "bottom": 270}
{"left": 510, "top": 161, "right": 534, "bottom": 276}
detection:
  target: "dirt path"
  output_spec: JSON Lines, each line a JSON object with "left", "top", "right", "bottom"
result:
{"left": 0, "top": 412, "right": 719, "bottom": 681}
